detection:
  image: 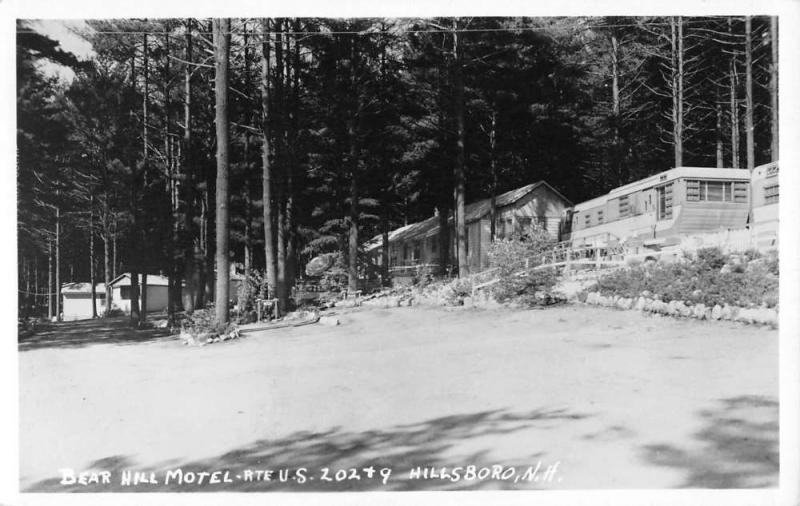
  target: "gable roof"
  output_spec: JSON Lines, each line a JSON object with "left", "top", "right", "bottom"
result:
{"left": 108, "top": 273, "right": 171, "bottom": 287}
{"left": 61, "top": 282, "right": 106, "bottom": 294}
{"left": 464, "top": 181, "right": 572, "bottom": 223}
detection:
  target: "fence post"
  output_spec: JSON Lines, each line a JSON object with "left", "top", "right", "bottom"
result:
{"left": 595, "top": 247, "right": 601, "bottom": 269}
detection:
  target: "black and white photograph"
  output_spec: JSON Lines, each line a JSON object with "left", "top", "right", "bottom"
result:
{"left": 4, "top": 1, "right": 799, "bottom": 505}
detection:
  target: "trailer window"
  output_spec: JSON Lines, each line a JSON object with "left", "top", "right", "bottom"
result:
{"left": 657, "top": 183, "right": 673, "bottom": 220}
{"left": 618, "top": 195, "right": 631, "bottom": 217}
{"left": 764, "top": 183, "right": 779, "bottom": 204}
{"left": 686, "top": 180, "right": 747, "bottom": 203}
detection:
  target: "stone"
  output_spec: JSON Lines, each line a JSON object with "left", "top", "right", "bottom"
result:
{"left": 711, "top": 304, "right": 723, "bottom": 320}
{"left": 721, "top": 305, "right": 734, "bottom": 320}
{"left": 763, "top": 308, "right": 779, "bottom": 327}
{"left": 319, "top": 316, "right": 340, "bottom": 326}
{"left": 693, "top": 303, "right": 707, "bottom": 319}
{"left": 635, "top": 297, "right": 646, "bottom": 311}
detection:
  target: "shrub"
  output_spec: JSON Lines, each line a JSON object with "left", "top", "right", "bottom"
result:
{"left": 487, "top": 226, "right": 556, "bottom": 275}
{"left": 413, "top": 264, "right": 436, "bottom": 288}
{"left": 442, "top": 278, "right": 473, "bottom": 306}
{"left": 180, "top": 307, "right": 239, "bottom": 341}
{"left": 492, "top": 267, "right": 561, "bottom": 307}
{"left": 485, "top": 226, "right": 561, "bottom": 307}
{"left": 693, "top": 247, "right": 727, "bottom": 271}
{"left": 236, "top": 269, "right": 268, "bottom": 312}
{"left": 591, "top": 249, "right": 779, "bottom": 308}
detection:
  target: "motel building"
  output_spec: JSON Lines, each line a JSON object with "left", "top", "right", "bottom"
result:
{"left": 366, "top": 181, "right": 573, "bottom": 274}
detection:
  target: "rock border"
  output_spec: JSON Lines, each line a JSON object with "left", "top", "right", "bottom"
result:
{"left": 579, "top": 291, "right": 778, "bottom": 328}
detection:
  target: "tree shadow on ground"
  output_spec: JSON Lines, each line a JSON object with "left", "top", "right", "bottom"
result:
{"left": 25, "top": 406, "right": 591, "bottom": 492}
{"left": 18, "top": 317, "right": 174, "bottom": 352}
{"left": 642, "top": 395, "right": 778, "bottom": 488}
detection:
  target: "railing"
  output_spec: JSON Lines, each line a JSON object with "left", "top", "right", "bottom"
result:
{"left": 388, "top": 263, "right": 441, "bottom": 278}
{"left": 469, "top": 241, "right": 627, "bottom": 295}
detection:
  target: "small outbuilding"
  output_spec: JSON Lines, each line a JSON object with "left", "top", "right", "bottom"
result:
{"left": 61, "top": 282, "right": 106, "bottom": 321}
{"left": 108, "top": 273, "right": 170, "bottom": 314}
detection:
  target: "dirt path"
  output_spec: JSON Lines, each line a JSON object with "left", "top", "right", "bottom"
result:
{"left": 18, "top": 305, "right": 778, "bottom": 491}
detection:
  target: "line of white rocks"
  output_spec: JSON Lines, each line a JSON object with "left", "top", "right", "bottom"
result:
{"left": 580, "top": 291, "right": 778, "bottom": 328}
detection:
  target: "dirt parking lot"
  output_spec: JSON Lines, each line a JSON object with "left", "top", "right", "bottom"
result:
{"left": 18, "top": 304, "right": 778, "bottom": 491}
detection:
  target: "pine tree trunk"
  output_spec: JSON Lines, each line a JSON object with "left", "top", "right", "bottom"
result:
{"left": 103, "top": 203, "right": 112, "bottom": 317}
{"left": 213, "top": 18, "right": 231, "bottom": 324}
{"left": 744, "top": 16, "right": 755, "bottom": 171}
{"left": 140, "top": 273, "right": 148, "bottom": 322}
{"left": 242, "top": 23, "right": 253, "bottom": 305}
{"left": 90, "top": 195, "right": 97, "bottom": 318}
{"left": 381, "top": 208, "right": 390, "bottom": 286}
{"left": 610, "top": 33, "right": 623, "bottom": 182}
{"left": 182, "top": 19, "right": 197, "bottom": 313}
{"left": 274, "top": 21, "right": 288, "bottom": 311}
{"left": 452, "top": 18, "right": 468, "bottom": 277}
{"left": 716, "top": 99, "right": 724, "bottom": 168}
{"left": 48, "top": 240, "right": 52, "bottom": 319}
{"left": 489, "top": 109, "right": 497, "bottom": 244}
{"left": 729, "top": 18, "right": 740, "bottom": 169}
{"left": 55, "top": 203, "right": 60, "bottom": 320}
{"left": 671, "top": 17, "right": 684, "bottom": 168}
{"left": 348, "top": 116, "right": 359, "bottom": 293}
{"left": 285, "top": 20, "right": 300, "bottom": 295}
{"left": 261, "top": 18, "right": 278, "bottom": 300}
{"left": 769, "top": 16, "right": 778, "bottom": 162}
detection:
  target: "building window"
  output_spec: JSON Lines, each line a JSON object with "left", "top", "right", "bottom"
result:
{"left": 518, "top": 216, "right": 532, "bottom": 232}
{"left": 657, "top": 183, "right": 673, "bottom": 220}
{"left": 120, "top": 286, "right": 132, "bottom": 300}
{"left": 430, "top": 237, "right": 438, "bottom": 254}
{"left": 413, "top": 241, "right": 421, "bottom": 262}
{"left": 764, "top": 183, "right": 779, "bottom": 204}
{"left": 597, "top": 210, "right": 604, "bottom": 224}
{"left": 402, "top": 244, "right": 409, "bottom": 262}
{"left": 584, "top": 214, "right": 591, "bottom": 227}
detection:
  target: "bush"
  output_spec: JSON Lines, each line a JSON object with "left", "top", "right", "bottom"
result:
{"left": 487, "top": 228, "right": 560, "bottom": 307}
{"left": 492, "top": 267, "right": 561, "bottom": 307}
{"left": 694, "top": 247, "right": 727, "bottom": 271}
{"left": 487, "top": 226, "right": 556, "bottom": 275}
{"left": 413, "top": 264, "right": 436, "bottom": 288}
{"left": 180, "top": 307, "right": 239, "bottom": 341}
{"left": 591, "top": 249, "right": 779, "bottom": 308}
{"left": 442, "top": 278, "right": 473, "bottom": 306}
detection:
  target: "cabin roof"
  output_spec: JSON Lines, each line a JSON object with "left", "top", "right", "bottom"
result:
{"left": 108, "top": 273, "right": 171, "bottom": 287}
{"left": 61, "top": 282, "right": 107, "bottom": 294}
